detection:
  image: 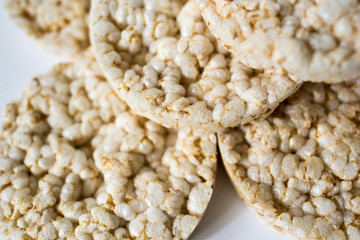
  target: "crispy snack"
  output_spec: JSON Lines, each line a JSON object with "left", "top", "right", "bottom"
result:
{"left": 90, "top": 0, "right": 300, "bottom": 132}
{"left": 198, "top": 0, "right": 360, "bottom": 83}
{"left": 92, "top": 118, "right": 217, "bottom": 240}
{"left": 219, "top": 80, "right": 360, "bottom": 239}
{"left": 0, "top": 60, "right": 217, "bottom": 239}
{"left": 4, "top": 0, "right": 90, "bottom": 56}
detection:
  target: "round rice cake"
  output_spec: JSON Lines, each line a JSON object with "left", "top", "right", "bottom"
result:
{"left": 198, "top": 0, "right": 360, "bottom": 83}
{"left": 92, "top": 116, "right": 217, "bottom": 240}
{"left": 0, "top": 60, "right": 217, "bottom": 239}
{"left": 89, "top": 0, "right": 300, "bottom": 132}
{"left": 0, "top": 59, "right": 124, "bottom": 239}
{"left": 218, "top": 80, "right": 360, "bottom": 239}
{"left": 4, "top": 0, "right": 90, "bottom": 56}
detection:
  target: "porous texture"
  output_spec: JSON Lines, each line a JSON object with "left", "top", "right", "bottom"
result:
{"left": 219, "top": 80, "right": 360, "bottom": 239}
{"left": 0, "top": 60, "right": 217, "bottom": 240}
{"left": 92, "top": 117, "right": 217, "bottom": 239}
{"left": 0, "top": 60, "right": 125, "bottom": 240}
{"left": 4, "top": 0, "right": 90, "bottom": 56}
{"left": 90, "top": 0, "right": 300, "bottom": 132}
{"left": 198, "top": 0, "right": 360, "bottom": 83}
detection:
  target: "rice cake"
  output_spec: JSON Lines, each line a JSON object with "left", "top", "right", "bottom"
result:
{"left": 90, "top": 0, "right": 300, "bottom": 132}
{"left": 92, "top": 117, "right": 217, "bottom": 240}
{"left": 4, "top": 0, "right": 90, "bottom": 56}
{"left": 219, "top": 80, "right": 360, "bottom": 239}
{"left": 0, "top": 59, "right": 217, "bottom": 239}
{"left": 198, "top": 0, "right": 360, "bottom": 83}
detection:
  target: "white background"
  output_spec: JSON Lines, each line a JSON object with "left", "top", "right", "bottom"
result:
{"left": 0, "top": 5, "right": 288, "bottom": 240}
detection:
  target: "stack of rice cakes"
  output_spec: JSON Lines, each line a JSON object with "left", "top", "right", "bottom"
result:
{"left": 2, "top": 0, "right": 360, "bottom": 239}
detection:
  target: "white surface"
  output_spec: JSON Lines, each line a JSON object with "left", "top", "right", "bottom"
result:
{"left": 0, "top": 5, "right": 288, "bottom": 240}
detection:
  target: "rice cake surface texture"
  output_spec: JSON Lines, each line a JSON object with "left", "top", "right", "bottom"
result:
{"left": 198, "top": 0, "right": 360, "bottom": 83}
{"left": 0, "top": 60, "right": 217, "bottom": 240}
{"left": 90, "top": 0, "right": 300, "bottom": 132}
{"left": 4, "top": 0, "right": 90, "bottom": 56}
{"left": 219, "top": 80, "right": 360, "bottom": 239}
